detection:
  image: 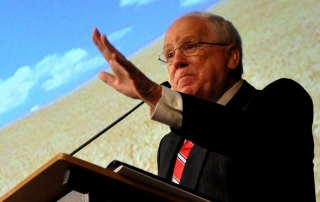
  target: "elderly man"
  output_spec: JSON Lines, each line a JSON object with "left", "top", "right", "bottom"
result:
{"left": 92, "top": 12, "right": 315, "bottom": 202}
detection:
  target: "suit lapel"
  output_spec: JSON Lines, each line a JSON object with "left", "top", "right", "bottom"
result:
{"left": 180, "top": 144, "right": 208, "bottom": 190}
{"left": 158, "top": 134, "right": 184, "bottom": 179}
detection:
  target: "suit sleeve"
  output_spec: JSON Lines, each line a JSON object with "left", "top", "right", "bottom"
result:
{"left": 172, "top": 78, "right": 314, "bottom": 166}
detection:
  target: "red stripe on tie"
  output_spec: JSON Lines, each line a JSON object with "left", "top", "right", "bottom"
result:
{"left": 172, "top": 140, "right": 194, "bottom": 184}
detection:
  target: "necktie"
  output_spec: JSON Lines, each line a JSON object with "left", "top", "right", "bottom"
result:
{"left": 172, "top": 140, "right": 194, "bottom": 184}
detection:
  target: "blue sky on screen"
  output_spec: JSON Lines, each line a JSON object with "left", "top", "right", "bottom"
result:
{"left": 0, "top": 0, "right": 218, "bottom": 128}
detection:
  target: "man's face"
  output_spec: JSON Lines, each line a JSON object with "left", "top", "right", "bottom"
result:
{"left": 164, "top": 16, "right": 238, "bottom": 102}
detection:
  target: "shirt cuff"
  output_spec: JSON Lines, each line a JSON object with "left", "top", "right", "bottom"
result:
{"left": 150, "top": 86, "right": 183, "bottom": 129}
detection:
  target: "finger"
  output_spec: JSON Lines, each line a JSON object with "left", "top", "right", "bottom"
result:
{"left": 98, "top": 56, "right": 132, "bottom": 86}
{"left": 108, "top": 54, "right": 139, "bottom": 87}
{"left": 101, "top": 36, "right": 127, "bottom": 63}
{"left": 92, "top": 28, "right": 126, "bottom": 63}
{"left": 112, "top": 53, "right": 139, "bottom": 77}
{"left": 92, "top": 28, "right": 113, "bottom": 61}
{"left": 98, "top": 71, "right": 116, "bottom": 85}
{"left": 92, "top": 28, "right": 104, "bottom": 51}
{"left": 91, "top": 28, "right": 101, "bottom": 45}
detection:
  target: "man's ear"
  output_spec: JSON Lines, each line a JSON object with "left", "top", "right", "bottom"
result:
{"left": 225, "top": 43, "right": 240, "bottom": 70}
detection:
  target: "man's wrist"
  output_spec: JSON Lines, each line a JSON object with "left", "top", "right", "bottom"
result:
{"left": 150, "top": 86, "right": 183, "bottom": 129}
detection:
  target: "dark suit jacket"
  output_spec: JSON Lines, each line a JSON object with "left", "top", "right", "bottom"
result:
{"left": 157, "top": 78, "right": 315, "bottom": 202}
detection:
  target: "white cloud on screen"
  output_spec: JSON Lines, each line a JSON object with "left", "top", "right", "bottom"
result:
{"left": 119, "top": 0, "right": 156, "bottom": 7}
{"left": 107, "top": 26, "right": 132, "bottom": 42}
{"left": 30, "top": 105, "right": 39, "bottom": 112}
{"left": 37, "top": 48, "right": 105, "bottom": 92}
{"left": 0, "top": 48, "right": 105, "bottom": 115}
{"left": 0, "top": 66, "right": 34, "bottom": 114}
{"left": 179, "top": 0, "right": 207, "bottom": 7}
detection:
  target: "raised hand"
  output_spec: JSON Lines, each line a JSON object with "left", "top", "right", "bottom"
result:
{"left": 92, "top": 28, "right": 162, "bottom": 109}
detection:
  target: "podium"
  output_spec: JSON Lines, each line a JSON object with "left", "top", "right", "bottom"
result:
{"left": 0, "top": 153, "right": 211, "bottom": 202}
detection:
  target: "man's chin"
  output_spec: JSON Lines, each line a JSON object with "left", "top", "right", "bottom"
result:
{"left": 178, "top": 86, "right": 197, "bottom": 96}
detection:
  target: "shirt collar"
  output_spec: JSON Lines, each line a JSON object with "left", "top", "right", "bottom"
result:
{"left": 216, "top": 79, "right": 243, "bottom": 106}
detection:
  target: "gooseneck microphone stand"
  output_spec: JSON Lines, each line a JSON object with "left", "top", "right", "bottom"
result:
{"left": 69, "top": 81, "right": 171, "bottom": 156}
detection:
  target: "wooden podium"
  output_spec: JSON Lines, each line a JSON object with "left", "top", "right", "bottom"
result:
{"left": 0, "top": 153, "right": 210, "bottom": 202}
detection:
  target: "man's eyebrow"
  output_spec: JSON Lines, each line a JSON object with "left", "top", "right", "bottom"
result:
{"left": 163, "top": 44, "right": 174, "bottom": 50}
{"left": 163, "top": 38, "right": 195, "bottom": 50}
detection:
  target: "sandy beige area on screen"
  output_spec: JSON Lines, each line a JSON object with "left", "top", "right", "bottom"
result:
{"left": 1, "top": 0, "right": 319, "bottom": 200}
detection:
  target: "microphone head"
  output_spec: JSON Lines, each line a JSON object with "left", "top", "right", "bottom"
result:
{"left": 160, "top": 81, "right": 171, "bottom": 88}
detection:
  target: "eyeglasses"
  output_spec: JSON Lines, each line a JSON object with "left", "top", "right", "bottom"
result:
{"left": 158, "top": 40, "right": 228, "bottom": 64}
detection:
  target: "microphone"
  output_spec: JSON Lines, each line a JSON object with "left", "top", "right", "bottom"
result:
{"left": 70, "top": 81, "right": 171, "bottom": 156}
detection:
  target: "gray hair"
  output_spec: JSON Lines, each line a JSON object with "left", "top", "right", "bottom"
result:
{"left": 182, "top": 12, "right": 243, "bottom": 78}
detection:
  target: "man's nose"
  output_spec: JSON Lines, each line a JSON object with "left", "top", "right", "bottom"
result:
{"left": 172, "top": 50, "right": 187, "bottom": 68}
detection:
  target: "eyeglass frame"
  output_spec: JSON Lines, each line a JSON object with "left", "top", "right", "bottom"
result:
{"left": 158, "top": 40, "right": 229, "bottom": 64}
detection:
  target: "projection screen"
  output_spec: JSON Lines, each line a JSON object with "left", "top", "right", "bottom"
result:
{"left": 0, "top": 0, "right": 319, "bottom": 200}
